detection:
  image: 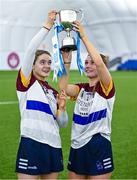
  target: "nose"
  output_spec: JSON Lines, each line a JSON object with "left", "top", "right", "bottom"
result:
{"left": 46, "top": 62, "right": 51, "bottom": 67}
{"left": 85, "top": 62, "right": 90, "bottom": 68}
{"left": 44, "top": 61, "right": 51, "bottom": 67}
{"left": 45, "top": 64, "right": 51, "bottom": 70}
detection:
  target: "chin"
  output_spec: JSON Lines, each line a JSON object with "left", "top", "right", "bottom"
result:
{"left": 87, "top": 74, "right": 97, "bottom": 79}
{"left": 43, "top": 72, "right": 50, "bottom": 77}
{"left": 38, "top": 74, "right": 49, "bottom": 81}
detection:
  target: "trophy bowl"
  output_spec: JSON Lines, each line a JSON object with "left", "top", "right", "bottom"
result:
{"left": 60, "top": 37, "right": 77, "bottom": 51}
{"left": 59, "top": 9, "right": 77, "bottom": 30}
{"left": 58, "top": 9, "right": 83, "bottom": 51}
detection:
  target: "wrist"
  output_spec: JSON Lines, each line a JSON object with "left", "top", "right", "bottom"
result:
{"left": 64, "top": 61, "right": 71, "bottom": 65}
{"left": 43, "top": 26, "right": 50, "bottom": 31}
{"left": 58, "top": 107, "right": 66, "bottom": 112}
{"left": 44, "top": 22, "right": 53, "bottom": 30}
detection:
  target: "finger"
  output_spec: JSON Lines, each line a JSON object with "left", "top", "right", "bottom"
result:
{"left": 72, "top": 23, "right": 78, "bottom": 27}
{"left": 60, "top": 89, "right": 66, "bottom": 95}
{"left": 50, "top": 10, "right": 57, "bottom": 14}
{"left": 61, "top": 95, "right": 66, "bottom": 99}
{"left": 73, "top": 20, "right": 79, "bottom": 25}
{"left": 56, "top": 94, "right": 59, "bottom": 100}
{"left": 72, "top": 27, "right": 79, "bottom": 32}
{"left": 62, "top": 89, "right": 67, "bottom": 93}
{"left": 59, "top": 94, "right": 66, "bottom": 99}
{"left": 60, "top": 93, "right": 67, "bottom": 99}
{"left": 72, "top": 24, "right": 79, "bottom": 30}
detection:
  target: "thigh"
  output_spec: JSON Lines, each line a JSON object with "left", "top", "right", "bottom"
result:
{"left": 41, "top": 172, "right": 59, "bottom": 179}
{"left": 68, "top": 171, "right": 87, "bottom": 180}
{"left": 17, "top": 173, "right": 39, "bottom": 179}
{"left": 88, "top": 172, "right": 112, "bottom": 179}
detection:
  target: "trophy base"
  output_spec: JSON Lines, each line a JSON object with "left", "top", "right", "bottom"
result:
{"left": 60, "top": 44, "right": 77, "bottom": 51}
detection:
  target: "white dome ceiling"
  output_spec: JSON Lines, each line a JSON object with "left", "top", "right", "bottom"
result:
{"left": 0, "top": 0, "right": 137, "bottom": 61}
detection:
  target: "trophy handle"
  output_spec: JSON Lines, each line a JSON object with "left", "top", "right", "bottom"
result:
{"left": 76, "top": 9, "right": 84, "bottom": 22}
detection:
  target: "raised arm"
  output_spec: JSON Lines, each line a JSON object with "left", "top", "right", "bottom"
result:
{"left": 21, "top": 10, "right": 57, "bottom": 80}
{"left": 73, "top": 21, "right": 112, "bottom": 90}
{"left": 58, "top": 50, "right": 79, "bottom": 98}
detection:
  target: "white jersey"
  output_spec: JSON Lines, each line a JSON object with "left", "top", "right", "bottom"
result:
{"left": 16, "top": 27, "right": 62, "bottom": 148}
{"left": 71, "top": 81, "right": 115, "bottom": 149}
{"left": 16, "top": 72, "right": 62, "bottom": 148}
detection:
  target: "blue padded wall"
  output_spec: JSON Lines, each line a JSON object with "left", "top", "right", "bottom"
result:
{"left": 117, "top": 60, "right": 137, "bottom": 70}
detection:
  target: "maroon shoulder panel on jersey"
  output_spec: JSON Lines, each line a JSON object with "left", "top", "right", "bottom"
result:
{"left": 76, "top": 83, "right": 96, "bottom": 92}
{"left": 16, "top": 69, "right": 36, "bottom": 91}
{"left": 76, "top": 81, "right": 115, "bottom": 99}
{"left": 76, "top": 83, "right": 89, "bottom": 91}
{"left": 95, "top": 81, "right": 115, "bottom": 99}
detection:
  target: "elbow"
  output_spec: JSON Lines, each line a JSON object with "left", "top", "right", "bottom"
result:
{"left": 60, "top": 120, "right": 68, "bottom": 128}
{"left": 57, "top": 111, "right": 68, "bottom": 128}
{"left": 58, "top": 119, "right": 68, "bottom": 128}
{"left": 60, "top": 114, "right": 68, "bottom": 128}
{"left": 58, "top": 83, "right": 67, "bottom": 92}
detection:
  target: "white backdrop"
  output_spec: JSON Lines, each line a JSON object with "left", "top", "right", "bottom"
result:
{"left": 0, "top": 0, "right": 137, "bottom": 70}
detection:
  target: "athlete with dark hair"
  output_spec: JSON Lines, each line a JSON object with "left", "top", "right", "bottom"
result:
{"left": 15, "top": 10, "right": 68, "bottom": 179}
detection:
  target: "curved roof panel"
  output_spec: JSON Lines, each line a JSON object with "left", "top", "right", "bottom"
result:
{"left": 0, "top": 0, "right": 137, "bottom": 60}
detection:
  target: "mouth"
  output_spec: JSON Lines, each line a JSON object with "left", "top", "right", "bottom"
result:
{"left": 85, "top": 69, "right": 93, "bottom": 73}
{"left": 42, "top": 69, "right": 50, "bottom": 73}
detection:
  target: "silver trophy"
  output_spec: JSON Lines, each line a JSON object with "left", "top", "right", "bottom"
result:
{"left": 58, "top": 9, "right": 84, "bottom": 51}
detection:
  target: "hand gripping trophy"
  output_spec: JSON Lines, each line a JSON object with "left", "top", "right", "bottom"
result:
{"left": 58, "top": 9, "right": 84, "bottom": 51}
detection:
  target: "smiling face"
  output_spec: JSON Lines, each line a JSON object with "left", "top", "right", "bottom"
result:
{"left": 84, "top": 55, "right": 98, "bottom": 79}
{"left": 33, "top": 53, "right": 52, "bottom": 81}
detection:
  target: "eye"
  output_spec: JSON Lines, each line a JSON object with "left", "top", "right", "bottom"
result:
{"left": 91, "top": 61, "right": 94, "bottom": 64}
{"left": 85, "top": 60, "right": 88, "bottom": 65}
{"left": 48, "top": 60, "right": 52, "bottom": 65}
{"left": 40, "top": 60, "right": 45, "bottom": 64}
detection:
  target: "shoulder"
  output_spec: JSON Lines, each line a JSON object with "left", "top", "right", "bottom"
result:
{"left": 76, "top": 83, "right": 89, "bottom": 90}
{"left": 16, "top": 69, "right": 36, "bottom": 91}
{"left": 96, "top": 80, "right": 115, "bottom": 99}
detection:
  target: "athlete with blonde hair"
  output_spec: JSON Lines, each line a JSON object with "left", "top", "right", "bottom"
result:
{"left": 59, "top": 21, "right": 115, "bottom": 179}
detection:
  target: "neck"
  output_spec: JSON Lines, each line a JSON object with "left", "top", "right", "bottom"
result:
{"left": 88, "top": 77, "right": 99, "bottom": 87}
